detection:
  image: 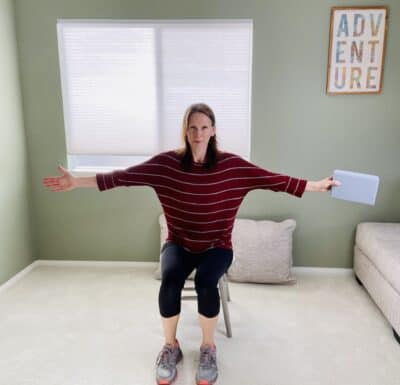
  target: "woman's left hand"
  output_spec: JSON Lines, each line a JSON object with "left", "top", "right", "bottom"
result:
{"left": 306, "top": 177, "right": 341, "bottom": 192}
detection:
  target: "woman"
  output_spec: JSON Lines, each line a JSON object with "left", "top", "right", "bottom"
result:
{"left": 43, "top": 103, "right": 340, "bottom": 385}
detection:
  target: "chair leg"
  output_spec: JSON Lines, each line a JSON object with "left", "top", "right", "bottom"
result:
{"left": 223, "top": 274, "right": 231, "bottom": 302}
{"left": 182, "top": 286, "right": 197, "bottom": 300}
{"left": 218, "top": 276, "right": 232, "bottom": 338}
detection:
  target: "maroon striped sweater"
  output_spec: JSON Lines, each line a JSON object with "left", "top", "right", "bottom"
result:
{"left": 96, "top": 151, "right": 307, "bottom": 253}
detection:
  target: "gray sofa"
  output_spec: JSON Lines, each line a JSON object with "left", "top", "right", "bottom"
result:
{"left": 353, "top": 222, "right": 400, "bottom": 344}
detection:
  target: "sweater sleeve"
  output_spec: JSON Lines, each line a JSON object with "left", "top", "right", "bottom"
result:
{"left": 95, "top": 153, "right": 164, "bottom": 192}
{"left": 234, "top": 156, "right": 308, "bottom": 198}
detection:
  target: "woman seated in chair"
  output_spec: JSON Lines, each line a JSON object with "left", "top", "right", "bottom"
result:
{"left": 43, "top": 103, "right": 339, "bottom": 385}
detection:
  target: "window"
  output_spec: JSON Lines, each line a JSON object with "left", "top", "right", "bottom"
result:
{"left": 57, "top": 19, "right": 253, "bottom": 173}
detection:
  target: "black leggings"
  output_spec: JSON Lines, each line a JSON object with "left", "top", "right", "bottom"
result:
{"left": 158, "top": 241, "right": 233, "bottom": 318}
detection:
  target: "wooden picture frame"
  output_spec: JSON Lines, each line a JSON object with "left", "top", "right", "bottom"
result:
{"left": 326, "top": 6, "right": 389, "bottom": 95}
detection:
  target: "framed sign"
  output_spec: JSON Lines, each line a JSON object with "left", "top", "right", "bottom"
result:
{"left": 326, "top": 6, "right": 388, "bottom": 95}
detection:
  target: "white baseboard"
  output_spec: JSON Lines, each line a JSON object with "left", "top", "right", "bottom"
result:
{"left": 0, "top": 260, "right": 39, "bottom": 294}
{"left": 292, "top": 266, "right": 353, "bottom": 274}
{"left": 35, "top": 259, "right": 159, "bottom": 268}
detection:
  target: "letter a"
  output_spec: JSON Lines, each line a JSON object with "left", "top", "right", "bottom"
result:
{"left": 336, "top": 14, "right": 349, "bottom": 37}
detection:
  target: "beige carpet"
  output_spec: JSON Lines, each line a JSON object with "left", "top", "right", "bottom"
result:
{"left": 0, "top": 263, "right": 399, "bottom": 385}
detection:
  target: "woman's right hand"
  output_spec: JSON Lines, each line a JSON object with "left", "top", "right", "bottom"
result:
{"left": 42, "top": 165, "right": 77, "bottom": 192}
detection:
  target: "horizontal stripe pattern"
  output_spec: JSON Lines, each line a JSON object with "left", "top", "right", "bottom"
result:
{"left": 96, "top": 150, "right": 307, "bottom": 252}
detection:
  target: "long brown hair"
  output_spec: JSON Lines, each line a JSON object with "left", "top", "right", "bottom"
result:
{"left": 176, "top": 103, "right": 220, "bottom": 170}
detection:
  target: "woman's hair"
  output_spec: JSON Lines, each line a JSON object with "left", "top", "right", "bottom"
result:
{"left": 177, "top": 103, "right": 220, "bottom": 170}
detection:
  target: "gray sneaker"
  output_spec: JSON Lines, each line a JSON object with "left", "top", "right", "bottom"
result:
{"left": 195, "top": 344, "right": 218, "bottom": 385}
{"left": 155, "top": 340, "right": 183, "bottom": 385}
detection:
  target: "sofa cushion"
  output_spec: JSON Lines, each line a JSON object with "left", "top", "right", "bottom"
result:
{"left": 355, "top": 222, "right": 400, "bottom": 293}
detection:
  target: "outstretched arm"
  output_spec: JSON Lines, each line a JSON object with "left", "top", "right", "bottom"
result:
{"left": 42, "top": 165, "right": 96, "bottom": 192}
{"left": 43, "top": 152, "right": 167, "bottom": 193}
{"left": 305, "top": 176, "right": 341, "bottom": 192}
{"left": 228, "top": 155, "right": 341, "bottom": 197}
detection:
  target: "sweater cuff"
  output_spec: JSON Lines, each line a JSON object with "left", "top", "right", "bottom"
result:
{"left": 96, "top": 173, "right": 115, "bottom": 191}
{"left": 287, "top": 178, "right": 307, "bottom": 198}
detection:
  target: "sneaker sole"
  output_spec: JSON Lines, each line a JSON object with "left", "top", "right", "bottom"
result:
{"left": 157, "top": 370, "right": 177, "bottom": 385}
{"left": 196, "top": 379, "right": 217, "bottom": 385}
{"left": 196, "top": 374, "right": 218, "bottom": 385}
{"left": 157, "top": 378, "right": 176, "bottom": 385}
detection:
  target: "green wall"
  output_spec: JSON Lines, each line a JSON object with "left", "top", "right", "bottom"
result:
{"left": 0, "top": 0, "right": 33, "bottom": 285}
{"left": 13, "top": 0, "right": 400, "bottom": 269}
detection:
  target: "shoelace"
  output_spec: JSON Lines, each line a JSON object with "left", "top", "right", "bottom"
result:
{"left": 199, "top": 348, "right": 215, "bottom": 368}
{"left": 156, "top": 346, "right": 173, "bottom": 368}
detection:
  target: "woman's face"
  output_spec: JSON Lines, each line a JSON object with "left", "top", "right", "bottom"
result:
{"left": 186, "top": 112, "right": 216, "bottom": 151}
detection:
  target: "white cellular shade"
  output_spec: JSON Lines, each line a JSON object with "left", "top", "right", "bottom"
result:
{"left": 57, "top": 20, "right": 252, "bottom": 168}
{"left": 160, "top": 23, "right": 252, "bottom": 155}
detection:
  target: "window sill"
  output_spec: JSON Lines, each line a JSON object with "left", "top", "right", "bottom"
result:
{"left": 70, "top": 167, "right": 123, "bottom": 177}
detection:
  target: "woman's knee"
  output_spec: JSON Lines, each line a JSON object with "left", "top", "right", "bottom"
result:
{"left": 194, "top": 271, "right": 221, "bottom": 317}
{"left": 194, "top": 270, "right": 219, "bottom": 289}
{"left": 195, "top": 286, "right": 220, "bottom": 317}
{"left": 158, "top": 285, "right": 181, "bottom": 317}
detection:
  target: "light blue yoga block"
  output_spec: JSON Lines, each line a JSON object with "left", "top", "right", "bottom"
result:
{"left": 331, "top": 169, "right": 380, "bottom": 206}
